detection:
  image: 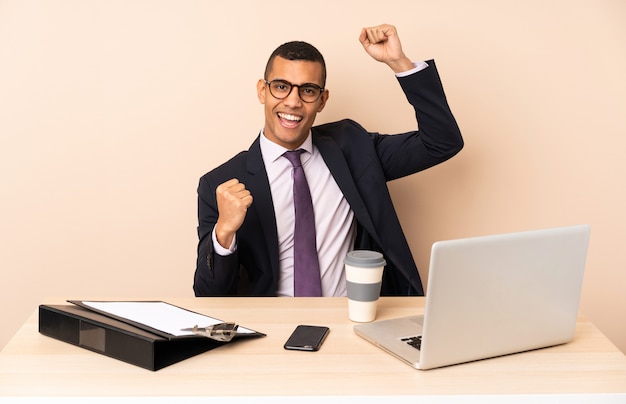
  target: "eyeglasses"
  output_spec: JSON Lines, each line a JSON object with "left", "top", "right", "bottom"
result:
{"left": 265, "top": 79, "right": 325, "bottom": 103}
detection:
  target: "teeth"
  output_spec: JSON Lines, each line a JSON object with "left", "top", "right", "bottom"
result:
{"left": 278, "top": 113, "right": 302, "bottom": 122}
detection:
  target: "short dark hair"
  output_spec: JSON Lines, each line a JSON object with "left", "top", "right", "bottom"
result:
{"left": 264, "top": 41, "right": 327, "bottom": 86}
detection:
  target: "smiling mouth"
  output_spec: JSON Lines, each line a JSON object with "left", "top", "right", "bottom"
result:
{"left": 278, "top": 112, "right": 302, "bottom": 128}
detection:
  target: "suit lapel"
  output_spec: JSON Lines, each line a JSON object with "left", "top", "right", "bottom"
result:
{"left": 245, "top": 137, "right": 280, "bottom": 281}
{"left": 313, "top": 135, "right": 381, "bottom": 247}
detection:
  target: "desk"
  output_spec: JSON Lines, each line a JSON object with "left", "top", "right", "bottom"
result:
{"left": 1, "top": 297, "right": 625, "bottom": 401}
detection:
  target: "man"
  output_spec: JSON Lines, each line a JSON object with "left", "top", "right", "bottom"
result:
{"left": 194, "top": 24, "right": 463, "bottom": 297}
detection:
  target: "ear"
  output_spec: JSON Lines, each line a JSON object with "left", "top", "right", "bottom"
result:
{"left": 317, "top": 89, "right": 330, "bottom": 112}
{"left": 256, "top": 79, "right": 266, "bottom": 104}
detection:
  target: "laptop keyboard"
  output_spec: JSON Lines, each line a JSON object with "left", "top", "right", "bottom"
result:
{"left": 401, "top": 335, "right": 422, "bottom": 351}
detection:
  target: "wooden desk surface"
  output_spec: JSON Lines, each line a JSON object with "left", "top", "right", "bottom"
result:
{"left": 1, "top": 297, "right": 625, "bottom": 398}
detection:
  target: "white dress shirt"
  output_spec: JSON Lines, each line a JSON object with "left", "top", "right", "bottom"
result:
{"left": 260, "top": 133, "right": 356, "bottom": 296}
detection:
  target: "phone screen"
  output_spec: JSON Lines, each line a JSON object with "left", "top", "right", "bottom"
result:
{"left": 284, "top": 325, "right": 330, "bottom": 351}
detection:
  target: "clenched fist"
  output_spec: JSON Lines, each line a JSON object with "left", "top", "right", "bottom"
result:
{"left": 214, "top": 178, "right": 253, "bottom": 249}
{"left": 359, "top": 24, "right": 414, "bottom": 74}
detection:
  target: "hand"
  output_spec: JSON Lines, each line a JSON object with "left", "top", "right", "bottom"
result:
{"left": 359, "top": 24, "right": 414, "bottom": 73}
{"left": 214, "top": 178, "right": 253, "bottom": 249}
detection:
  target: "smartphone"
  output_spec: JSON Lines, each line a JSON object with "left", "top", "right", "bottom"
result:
{"left": 284, "top": 325, "right": 330, "bottom": 351}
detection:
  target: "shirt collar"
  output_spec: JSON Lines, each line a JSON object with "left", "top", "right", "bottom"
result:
{"left": 260, "top": 130, "right": 314, "bottom": 164}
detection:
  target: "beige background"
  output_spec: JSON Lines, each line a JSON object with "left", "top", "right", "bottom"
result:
{"left": 1, "top": 0, "right": 625, "bottom": 354}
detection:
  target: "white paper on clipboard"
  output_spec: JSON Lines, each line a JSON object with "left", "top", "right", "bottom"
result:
{"left": 72, "top": 300, "right": 257, "bottom": 338}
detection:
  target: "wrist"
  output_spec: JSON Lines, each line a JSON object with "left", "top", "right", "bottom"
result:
{"left": 388, "top": 56, "right": 415, "bottom": 74}
{"left": 215, "top": 224, "right": 236, "bottom": 249}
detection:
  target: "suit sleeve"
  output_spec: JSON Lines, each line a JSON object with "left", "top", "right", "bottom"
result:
{"left": 374, "top": 59, "right": 464, "bottom": 180}
{"left": 193, "top": 175, "right": 240, "bottom": 296}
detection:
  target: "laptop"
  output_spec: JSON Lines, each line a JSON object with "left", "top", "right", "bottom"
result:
{"left": 354, "top": 224, "right": 591, "bottom": 370}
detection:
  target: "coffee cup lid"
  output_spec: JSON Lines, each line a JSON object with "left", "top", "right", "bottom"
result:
{"left": 344, "top": 250, "right": 386, "bottom": 268}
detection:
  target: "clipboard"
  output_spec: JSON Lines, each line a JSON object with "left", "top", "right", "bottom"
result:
{"left": 67, "top": 300, "right": 265, "bottom": 340}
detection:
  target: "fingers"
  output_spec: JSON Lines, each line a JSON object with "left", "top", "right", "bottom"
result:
{"left": 217, "top": 179, "right": 253, "bottom": 209}
{"left": 360, "top": 24, "right": 397, "bottom": 45}
{"left": 358, "top": 28, "right": 369, "bottom": 46}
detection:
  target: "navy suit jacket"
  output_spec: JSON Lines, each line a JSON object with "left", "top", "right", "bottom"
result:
{"left": 194, "top": 60, "right": 463, "bottom": 297}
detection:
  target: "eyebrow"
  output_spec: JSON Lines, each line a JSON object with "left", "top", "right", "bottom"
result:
{"left": 271, "top": 78, "right": 323, "bottom": 88}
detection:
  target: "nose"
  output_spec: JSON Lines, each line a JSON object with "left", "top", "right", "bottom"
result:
{"left": 282, "top": 85, "right": 303, "bottom": 107}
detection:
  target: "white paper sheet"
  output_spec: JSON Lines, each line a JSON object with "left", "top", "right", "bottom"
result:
{"left": 79, "top": 301, "right": 255, "bottom": 337}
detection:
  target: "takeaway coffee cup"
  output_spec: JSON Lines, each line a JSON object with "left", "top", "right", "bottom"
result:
{"left": 344, "top": 250, "right": 386, "bottom": 322}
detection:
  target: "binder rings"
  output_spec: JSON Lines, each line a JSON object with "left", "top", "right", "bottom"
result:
{"left": 38, "top": 302, "right": 264, "bottom": 371}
